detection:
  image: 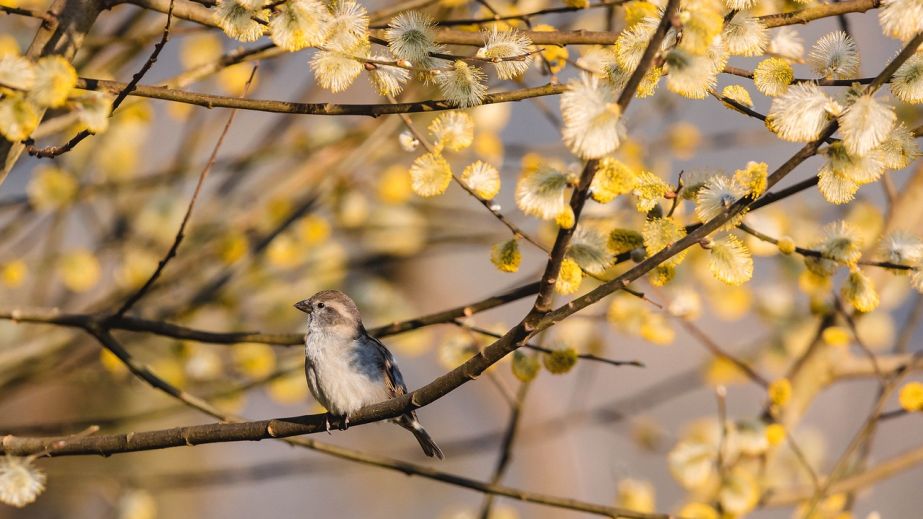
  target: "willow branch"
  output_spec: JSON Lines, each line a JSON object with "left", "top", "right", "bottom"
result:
{"left": 0, "top": 281, "right": 542, "bottom": 345}
{"left": 616, "top": 0, "right": 679, "bottom": 111}
{"left": 709, "top": 90, "right": 767, "bottom": 122}
{"left": 737, "top": 223, "right": 915, "bottom": 271}
{"left": 723, "top": 65, "right": 881, "bottom": 86}
{"left": 74, "top": 77, "right": 566, "bottom": 116}
{"left": 529, "top": 159, "right": 598, "bottom": 313}
{"left": 749, "top": 177, "right": 820, "bottom": 211}
{"left": 431, "top": 0, "right": 628, "bottom": 27}
{"left": 123, "top": 0, "right": 882, "bottom": 43}
{"left": 759, "top": 0, "right": 880, "bottom": 28}
{"left": 829, "top": 352, "right": 923, "bottom": 379}
{"left": 0, "top": 4, "right": 56, "bottom": 23}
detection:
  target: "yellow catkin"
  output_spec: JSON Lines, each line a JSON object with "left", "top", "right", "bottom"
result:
{"left": 777, "top": 236, "right": 796, "bottom": 255}
{"left": 512, "top": 350, "right": 540, "bottom": 382}
{"left": 899, "top": 382, "right": 923, "bottom": 412}
{"left": 490, "top": 239, "right": 521, "bottom": 273}
{"left": 542, "top": 347, "right": 578, "bottom": 374}
{"left": 768, "top": 378, "right": 792, "bottom": 407}
{"left": 765, "top": 423, "right": 786, "bottom": 446}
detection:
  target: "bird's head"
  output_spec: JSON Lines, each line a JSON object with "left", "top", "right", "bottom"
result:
{"left": 294, "top": 290, "right": 363, "bottom": 336}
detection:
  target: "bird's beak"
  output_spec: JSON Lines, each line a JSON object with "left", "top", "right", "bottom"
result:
{"left": 294, "top": 300, "right": 311, "bottom": 314}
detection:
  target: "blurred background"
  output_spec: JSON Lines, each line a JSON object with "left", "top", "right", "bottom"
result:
{"left": 0, "top": 0, "right": 921, "bottom": 517}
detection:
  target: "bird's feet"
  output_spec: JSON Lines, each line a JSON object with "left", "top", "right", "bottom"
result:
{"left": 324, "top": 413, "right": 350, "bottom": 432}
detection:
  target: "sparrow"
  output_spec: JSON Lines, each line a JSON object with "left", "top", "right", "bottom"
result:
{"left": 294, "top": 290, "right": 444, "bottom": 459}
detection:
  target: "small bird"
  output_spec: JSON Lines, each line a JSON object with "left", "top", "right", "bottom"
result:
{"left": 294, "top": 290, "right": 444, "bottom": 459}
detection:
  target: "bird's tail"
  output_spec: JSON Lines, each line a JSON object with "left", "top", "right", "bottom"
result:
{"left": 398, "top": 415, "right": 444, "bottom": 460}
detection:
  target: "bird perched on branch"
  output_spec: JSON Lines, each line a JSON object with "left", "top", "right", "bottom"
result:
{"left": 294, "top": 290, "right": 444, "bottom": 459}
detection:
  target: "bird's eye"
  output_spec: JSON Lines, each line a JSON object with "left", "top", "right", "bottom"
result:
{"left": 316, "top": 302, "right": 325, "bottom": 309}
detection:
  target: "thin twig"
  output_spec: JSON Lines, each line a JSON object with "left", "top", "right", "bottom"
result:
{"left": 0, "top": 4, "right": 55, "bottom": 23}
{"left": 722, "top": 65, "right": 881, "bottom": 86}
{"left": 26, "top": 0, "right": 176, "bottom": 158}
{"left": 764, "top": 441, "right": 923, "bottom": 507}
{"left": 782, "top": 429, "right": 822, "bottom": 491}
{"left": 479, "top": 378, "right": 530, "bottom": 519}
{"left": 387, "top": 95, "right": 548, "bottom": 252}
{"left": 834, "top": 297, "right": 885, "bottom": 384}
{"left": 454, "top": 320, "right": 645, "bottom": 368}
{"left": 112, "top": 66, "right": 257, "bottom": 317}
{"left": 428, "top": 0, "right": 628, "bottom": 27}
{"left": 714, "top": 386, "right": 729, "bottom": 479}
{"left": 675, "top": 317, "right": 770, "bottom": 388}
{"left": 894, "top": 294, "right": 923, "bottom": 354}
{"left": 738, "top": 223, "right": 915, "bottom": 271}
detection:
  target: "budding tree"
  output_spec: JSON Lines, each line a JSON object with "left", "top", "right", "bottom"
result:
{"left": 0, "top": 0, "right": 922, "bottom": 517}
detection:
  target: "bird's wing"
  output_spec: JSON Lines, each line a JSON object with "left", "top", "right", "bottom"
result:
{"left": 367, "top": 335, "right": 408, "bottom": 398}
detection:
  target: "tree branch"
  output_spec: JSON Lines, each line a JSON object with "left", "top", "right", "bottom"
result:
{"left": 123, "top": 0, "right": 883, "bottom": 43}
{"left": 0, "top": 281, "right": 542, "bottom": 345}
{"left": 0, "top": 4, "right": 56, "bottom": 23}
{"left": 738, "top": 223, "right": 915, "bottom": 271}
{"left": 74, "top": 77, "right": 567, "bottom": 116}
{"left": 760, "top": 0, "right": 880, "bottom": 28}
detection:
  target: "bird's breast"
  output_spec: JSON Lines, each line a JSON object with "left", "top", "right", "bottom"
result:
{"left": 303, "top": 335, "right": 388, "bottom": 415}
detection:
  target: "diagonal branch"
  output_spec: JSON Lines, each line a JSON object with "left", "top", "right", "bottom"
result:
{"left": 674, "top": 317, "right": 769, "bottom": 388}
{"left": 0, "top": 4, "right": 56, "bottom": 23}
{"left": 529, "top": 0, "right": 679, "bottom": 316}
